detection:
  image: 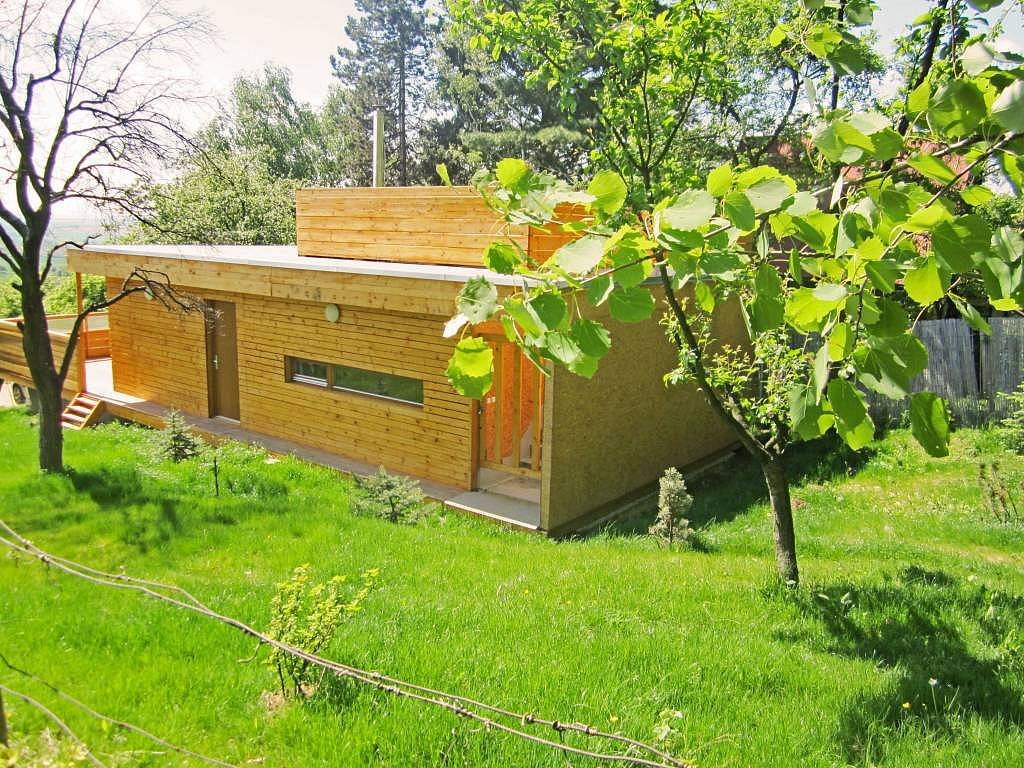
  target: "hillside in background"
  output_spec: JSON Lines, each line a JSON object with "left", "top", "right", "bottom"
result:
{"left": 0, "top": 217, "right": 110, "bottom": 279}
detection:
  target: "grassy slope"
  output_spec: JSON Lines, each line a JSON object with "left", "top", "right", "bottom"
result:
{"left": 0, "top": 409, "right": 1022, "bottom": 768}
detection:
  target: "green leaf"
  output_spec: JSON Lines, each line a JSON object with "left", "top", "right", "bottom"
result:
{"left": 503, "top": 297, "right": 545, "bottom": 338}
{"left": 856, "top": 334, "right": 928, "bottom": 398}
{"left": 931, "top": 215, "right": 991, "bottom": 273}
{"left": 768, "top": 24, "right": 787, "bottom": 47}
{"left": 456, "top": 276, "right": 498, "bottom": 323}
{"left": 436, "top": 163, "right": 452, "bottom": 186}
{"left": 446, "top": 337, "right": 494, "bottom": 398}
{"left": 909, "top": 391, "right": 950, "bottom": 457}
{"left": 554, "top": 235, "right": 605, "bottom": 275}
{"left": 529, "top": 293, "right": 567, "bottom": 330}
{"left": 960, "top": 185, "right": 994, "bottom": 206}
{"left": 827, "top": 322, "right": 852, "bottom": 362}
{"left": 827, "top": 378, "right": 875, "bottom": 450}
{"left": 570, "top": 318, "right": 612, "bottom": 359}
{"left": 483, "top": 241, "right": 521, "bottom": 274}
{"left": 962, "top": 41, "right": 996, "bottom": 76}
{"left": 661, "top": 189, "right": 716, "bottom": 231}
{"left": 993, "top": 225, "right": 1024, "bottom": 262}
{"left": 905, "top": 203, "right": 953, "bottom": 232}
{"left": 865, "top": 298, "right": 909, "bottom": 337}
{"left": 791, "top": 211, "right": 838, "bottom": 250}
{"left": 496, "top": 158, "right": 531, "bottom": 190}
{"left": 568, "top": 353, "right": 600, "bottom": 378}
{"left": 747, "top": 264, "right": 784, "bottom": 333}
{"left": 865, "top": 260, "right": 899, "bottom": 292}
{"left": 543, "top": 330, "right": 582, "bottom": 366}
{"left": 789, "top": 384, "right": 833, "bottom": 441}
{"left": 906, "top": 153, "right": 957, "bottom": 184}
{"left": 695, "top": 281, "right": 715, "bottom": 312}
{"left": 585, "top": 274, "right": 614, "bottom": 306}
{"left": 904, "top": 257, "right": 947, "bottom": 305}
{"left": 907, "top": 80, "right": 930, "bottom": 114}
{"left": 724, "top": 191, "right": 756, "bottom": 231}
{"left": 587, "top": 170, "right": 627, "bottom": 216}
{"left": 951, "top": 295, "right": 991, "bottom": 334}
{"left": 707, "top": 163, "right": 734, "bottom": 197}
{"left": 744, "top": 178, "right": 793, "bottom": 213}
{"left": 992, "top": 79, "right": 1024, "bottom": 133}
{"left": 785, "top": 286, "right": 846, "bottom": 332}
{"left": 928, "top": 79, "right": 986, "bottom": 137}
{"left": 608, "top": 286, "right": 656, "bottom": 323}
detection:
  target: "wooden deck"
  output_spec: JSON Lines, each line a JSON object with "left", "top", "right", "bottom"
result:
{"left": 82, "top": 358, "right": 541, "bottom": 530}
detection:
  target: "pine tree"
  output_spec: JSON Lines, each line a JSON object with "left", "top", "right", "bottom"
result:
{"left": 330, "top": 0, "right": 434, "bottom": 186}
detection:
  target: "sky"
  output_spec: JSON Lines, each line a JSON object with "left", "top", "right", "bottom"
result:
{"left": 169, "top": 0, "right": 358, "bottom": 108}
{"left": 7, "top": 0, "right": 1024, "bottom": 220}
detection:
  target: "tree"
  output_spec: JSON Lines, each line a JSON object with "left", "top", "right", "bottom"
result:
{"left": 122, "top": 148, "right": 299, "bottom": 246}
{"left": 443, "top": 0, "right": 1024, "bottom": 584}
{"left": 331, "top": 0, "right": 435, "bottom": 186}
{"left": 0, "top": 0, "right": 209, "bottom": 471}
{"left": 430, "top": 22, "right": 593, "bottom": 183}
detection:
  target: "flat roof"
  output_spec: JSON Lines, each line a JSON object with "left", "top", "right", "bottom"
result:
{"left": 78, "top": 244, "right": 527, "bottom": 286}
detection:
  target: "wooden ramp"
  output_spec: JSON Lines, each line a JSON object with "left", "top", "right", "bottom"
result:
{"left": 61, "top": 393, "right": 104, "bottom": 430}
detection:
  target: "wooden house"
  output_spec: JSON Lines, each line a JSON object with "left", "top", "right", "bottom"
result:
{"left": 8, "top": 187, "right": 742, "bottom": 532}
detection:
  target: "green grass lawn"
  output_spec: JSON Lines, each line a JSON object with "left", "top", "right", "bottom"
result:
{"left": 1, "top": 408, "right": 1022, "bottom": 767}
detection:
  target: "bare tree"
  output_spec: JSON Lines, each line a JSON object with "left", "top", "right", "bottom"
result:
{"left": 0, "top": 0, "right": 210, "bottom": 471}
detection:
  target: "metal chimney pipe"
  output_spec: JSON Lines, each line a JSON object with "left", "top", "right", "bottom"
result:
{"left": 370, "top": 106, "right": 385, "bottom": 187}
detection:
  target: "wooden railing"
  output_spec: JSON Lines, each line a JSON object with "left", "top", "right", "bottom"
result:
{"left": 0, "top": 312, "right": 109, "bottom": 396}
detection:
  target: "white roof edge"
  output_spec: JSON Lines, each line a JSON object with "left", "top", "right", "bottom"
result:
{"left": 76, "top": 243, "right": 530, "bottom": 287}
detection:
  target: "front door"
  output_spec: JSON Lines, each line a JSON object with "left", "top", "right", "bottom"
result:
{"left": 476, "top": 332, "right": 544, "bottom": 479}
{"left": 206, "top": 300, "right": 240, "bottom": 421}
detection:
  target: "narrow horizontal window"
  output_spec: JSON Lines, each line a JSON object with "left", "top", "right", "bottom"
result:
{"left": 332, "top": 364, "right": 424, "bottom": 405}
{"left": 289, "top": 358, "right": 328, "bottom": 387}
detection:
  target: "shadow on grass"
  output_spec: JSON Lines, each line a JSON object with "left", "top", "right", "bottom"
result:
{"left": 777, "top": 566, "right": 1024, "bottom": 763}
{"left": 68, "top": 466, "right": 183, "bottom": 552}
{"left": 605, "top": 434, "right": 874, "bottom": 537}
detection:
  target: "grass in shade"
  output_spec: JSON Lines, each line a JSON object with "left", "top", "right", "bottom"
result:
{"left": 0, "top": 407, "right": 1022, "bottom": 767}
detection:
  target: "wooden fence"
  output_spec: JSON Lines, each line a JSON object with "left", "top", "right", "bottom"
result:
{"left": 866, "top": 316, "right": 1024, "bottom": 426}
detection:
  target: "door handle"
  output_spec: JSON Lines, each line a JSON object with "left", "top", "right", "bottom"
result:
{"left": 212, "top": 354, "right": 220, "bottom": 371}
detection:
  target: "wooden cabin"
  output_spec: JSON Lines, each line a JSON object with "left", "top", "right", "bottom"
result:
{"left": 7, "top": 186, "right": 743, "bottom": 532}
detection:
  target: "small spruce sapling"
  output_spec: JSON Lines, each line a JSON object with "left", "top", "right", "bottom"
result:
{"left": 649, "top": 468, "right": 694, "bottom": 547}
{"left": 351, "top": 467, "right": 425, "bottom": 523}
{"left": 266, "top": 564, "right": 379, "bottom": 698}
{"left": 155, "top": 409, "right": 202, "bottom": 463}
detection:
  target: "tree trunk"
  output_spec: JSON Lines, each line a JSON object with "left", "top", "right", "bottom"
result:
{"left": 761, "top": 454, "right": 799, "bottom": 584}
{"left": 19, "top": 274, "right": 66, "bottom": 473}
{"left": 398, "top": 47, "right": 408, "bottom": 187}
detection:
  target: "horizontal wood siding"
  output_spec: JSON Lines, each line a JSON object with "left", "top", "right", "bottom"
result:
{"left": 236, "top": 297, "right": 472, "bottom": 488}
{"left": 103, "top": 277, "right": 473, "bottom": 489}
{"left": 72, "top": 249, "right": 467, "bottom": 317}
{"left": 106, "top": 277, "right": 209, "bottom": 415}
{"left": 0, "top": 319, "right": 81, "bottom": 396}
{"left": 296, "top": 187, "right": 527, "bottom": 267}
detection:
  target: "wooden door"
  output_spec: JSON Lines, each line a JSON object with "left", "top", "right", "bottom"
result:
{"left": 477, "top": 334, "right": 544, "bottom": 478}
{"left": 206, "top": 301, "right": 240, "bottom": 420}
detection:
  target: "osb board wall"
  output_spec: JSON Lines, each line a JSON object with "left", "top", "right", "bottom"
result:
{"left": 0, "top": 320, "right": 81, "bottom": 396}
{"left": 295, "top": 187, "right": 579, "bottom": 268}
{"left": 106, "top": 278, "right": 209, "bottom": 414}
{"left": 541, "top": 293, "right": 746, "bottom": 531}
{"left": 105, "top": 277, "right": 474, "bottom": 489}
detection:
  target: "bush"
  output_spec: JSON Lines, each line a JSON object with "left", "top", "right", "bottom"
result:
{"left": 351, "top": 467, "right": 425, "bottom": 523}
{"left": 266, "top": 564, "right": 378, "bottom": 698}
{"left": 154, "top": 410, "right": 202, "bottom": 462}
{"left": 649, "top": 467, "right": 694, "bottom": 547}
{"left": 997, "top": 383, "right": 1024, "bottom": 454}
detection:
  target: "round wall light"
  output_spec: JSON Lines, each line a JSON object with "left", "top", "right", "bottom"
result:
{"left": 324, "top": 303, "right": 341, "bottom": 323}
